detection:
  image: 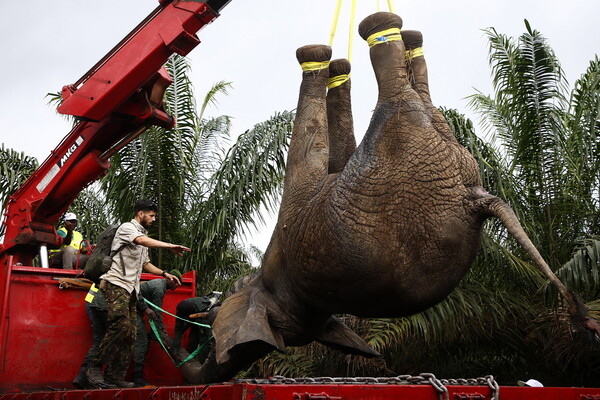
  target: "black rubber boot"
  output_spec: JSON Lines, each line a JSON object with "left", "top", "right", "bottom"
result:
{"left": 72, "top": 373, "right": 90, "bottom": 389}
{"left": 132, "top": 369, "right": 149, "bottom": 387}
{"left": 105, "top": 379, "right": 135, "bottom": 388}
{"left": 86, "top": 366, "right": 106, "bottom": 387}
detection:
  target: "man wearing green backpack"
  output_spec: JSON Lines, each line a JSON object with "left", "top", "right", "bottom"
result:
{"left": 86, "top": 199, "right": 190, "bottom": 388}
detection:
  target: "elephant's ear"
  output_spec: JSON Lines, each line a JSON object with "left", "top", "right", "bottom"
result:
{"left": 212, "top": 286, "right": 285, "bottom": 364}
{"left": 316, "top": 316, "right": 380, "bottom": 358}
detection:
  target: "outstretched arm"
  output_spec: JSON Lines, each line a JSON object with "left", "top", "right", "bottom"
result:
{"left": 134, "top": 235, "right": 191, "bottom": 256}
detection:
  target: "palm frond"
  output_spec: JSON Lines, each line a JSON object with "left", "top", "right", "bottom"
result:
{"left": 185, "top": 111, "right": 293, "bottom": 275}
{"left": 199, "top": 81, "right": 232, "bottom": 121}
{"left": 544, "top": 236, "right": 600, "bottom": 300}
{"left": 0, "top": 144, "right": 39, "bottom": 210}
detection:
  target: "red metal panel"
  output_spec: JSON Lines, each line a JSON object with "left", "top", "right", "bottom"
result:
{"left": 3, "top": 383, "right": 599, "bottom": 400}
{"left": 223, "top": 383, "right": 600, "bottom": 400}
{"left": 0, "top": 265, "right": 196, "bottom": 392}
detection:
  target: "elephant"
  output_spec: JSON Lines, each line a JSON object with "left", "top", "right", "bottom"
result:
{"left": 173, "top": 12, "right": 600, "bottom": 383}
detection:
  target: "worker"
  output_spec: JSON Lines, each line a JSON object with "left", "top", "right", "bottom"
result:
{"left": 172, "top": 292, "right": 221, "bottom": 363}
{"left": 86, "top": 199, "right": 190, "bottom": 388}
{"left": 133, "top": 270, "right": 182, "bottom": 387}
{"left": 72, "top": 283, "right": 112, "bottom": 389}
{"left": 72, "top": 271, "right": 181, "bottom": 389}
{"left": 49, "top": 212, "right": 90, "bottom": 269}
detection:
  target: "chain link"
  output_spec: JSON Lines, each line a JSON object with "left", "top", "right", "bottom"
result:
{"left": 421, "top": 373, "right": 449, "bottom": 400}
{"left": 486, "top": 375, "right": 500, "bottom": 400}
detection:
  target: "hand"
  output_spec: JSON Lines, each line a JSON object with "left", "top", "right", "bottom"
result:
{"left": 145, "top": 308, "right": 158, "bottom": 321}
{"left": 164, "top": 272, "right": 182, "bottom": 287}
{"left": 169, "top": 244, "right": 191, "bottom": 256}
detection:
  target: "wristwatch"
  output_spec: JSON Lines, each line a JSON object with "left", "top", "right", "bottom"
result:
{"left": 161, "top": 270, "right": 167, "bottom": 277}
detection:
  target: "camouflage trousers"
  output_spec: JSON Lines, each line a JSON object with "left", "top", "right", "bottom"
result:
{"left": 93, "top": 282, "right": 137, "bottom": 381}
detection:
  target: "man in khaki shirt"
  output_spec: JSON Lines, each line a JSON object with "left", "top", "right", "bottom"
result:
{"left": 87, "top": 199, "right": 190, "bottom": 388}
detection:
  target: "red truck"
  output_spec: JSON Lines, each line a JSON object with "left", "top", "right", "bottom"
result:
{"left": 1, "top": 1, "right": 599, "bottom": 398}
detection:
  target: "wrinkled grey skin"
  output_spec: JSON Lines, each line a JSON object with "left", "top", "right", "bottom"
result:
{"left": 173, "top": 12, "right": 599, "bottom": 384}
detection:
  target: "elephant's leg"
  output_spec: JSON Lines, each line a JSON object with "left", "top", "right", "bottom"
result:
{"left": 403, "top": 30, "right": 455, "bottom": 142}
{"left": 356, "top": 13, "right": 439, "bottom": 158}
{"left": 281, "top": 45, "right": 332, "bottom": 206}
{"left": 358, "top": 13, "right": 408, "bottom": 102}
{"left": 403, "top": 29, "right": 482, "bottom": 187}
{"left": 326, "top": 58, "right": 356, "bottom": 174}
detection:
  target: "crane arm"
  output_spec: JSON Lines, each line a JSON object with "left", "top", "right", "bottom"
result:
{"left": 0, "top": 0, "right": 231, "bottom": 266}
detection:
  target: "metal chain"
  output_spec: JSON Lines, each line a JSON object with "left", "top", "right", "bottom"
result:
{"left": 421, "top": 373, "right": 449, "bottom": 400}
{"left": 486, "top": 375, "right": 500, "bottom": 400}
{"left": 236, "top": 373, "right": 495, "bottom": 390}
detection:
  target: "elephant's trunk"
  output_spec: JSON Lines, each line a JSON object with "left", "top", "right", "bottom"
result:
{"left": 174, "top": 344, "right": 271, "bottom": 384}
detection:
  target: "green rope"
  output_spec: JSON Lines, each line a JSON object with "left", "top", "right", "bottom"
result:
{"left": 175, "top": 336, "right": 212, "bottom": 367}
{"left": 143, "top": 298, "right": 211, "bottom": 328}
{"left": 144, "top": 298, "right": 212, "bottom": 367}
{"left": 148, "top": 319, "right": 177, "bottom": 366}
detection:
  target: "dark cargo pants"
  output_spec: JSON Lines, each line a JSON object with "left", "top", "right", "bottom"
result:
{"left": 93, "top": 282, "right": 137, "bottom": 381}
{"left": 74, "top": 304, "right": 108, "bottom": 386}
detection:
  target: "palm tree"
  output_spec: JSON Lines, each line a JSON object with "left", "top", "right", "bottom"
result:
{"left": 0, "top": 145, "right": 40, "bottom": 241}
{"left": 101, "top": 54, "right": 293, "bottom": 291}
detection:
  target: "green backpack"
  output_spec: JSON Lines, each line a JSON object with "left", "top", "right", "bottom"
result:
{"left": 83, "top": 223, "right": 128, "bottom": 283}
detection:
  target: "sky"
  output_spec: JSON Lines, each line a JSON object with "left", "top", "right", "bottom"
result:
{"left": 1, "top": 0, "right": 598, "bottom": 256}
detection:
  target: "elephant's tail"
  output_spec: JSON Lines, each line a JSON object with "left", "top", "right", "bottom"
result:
{"left": 471, "top": 187, "right": 600, "bottom": 338}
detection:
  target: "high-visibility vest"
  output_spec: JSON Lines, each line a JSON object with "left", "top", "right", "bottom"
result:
{"left": 85, "top": 284, "right": 98, "bottom": 303}
{"left": 49, "top": 228, "right": 85, "bottom": 256}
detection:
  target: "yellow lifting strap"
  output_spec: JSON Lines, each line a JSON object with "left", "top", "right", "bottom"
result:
{"left": 328, "top": 0, "right": 396, "bottom": 63}
{"left": 328, "top": 74, "right": 350, "bottom": 89}
{"left": 376, "top": 0, "right": 396, "bottom": 13}
{"left": 405, "top": 47, "right": 424, "bottom": 61}
{"left": 328, "top": 0, "right": 343, "bottom": 48}
{"left": 367, "top": 28, "right": 402, "bottom": 47}
{"left": 301, "top": 61, "right": 330, "bottom": 71}
{"left": 328, "top": 0, "right": 357, "bottom": 63}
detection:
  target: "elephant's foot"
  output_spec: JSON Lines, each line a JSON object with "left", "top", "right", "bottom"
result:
{"left": 358, "top": 12, "right": 405, "bottom": 99}
{"left": 402, "top": 29, "right": 426, "bottom": 96}
{"left": 358, "top": 12, "right": 403, "bottom": 47}
{"left": 328, "top": 58, "right": 351, "bottom": 85}
{"left": 296, "top": 44, "right": 332, "bottom": 71}
{"left": 402, "top": 29, "right": 423, "bottom": 58}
